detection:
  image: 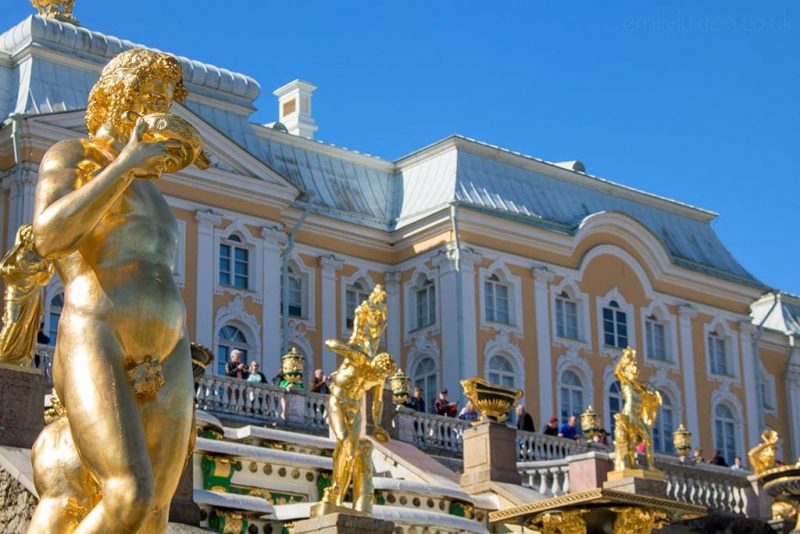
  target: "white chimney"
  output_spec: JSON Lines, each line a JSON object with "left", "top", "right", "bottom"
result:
{"left": 273, "top": 79, "right": 318, "bottom": 139}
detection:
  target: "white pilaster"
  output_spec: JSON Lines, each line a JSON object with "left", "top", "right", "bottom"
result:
{"left": 739, "top": 321, "right": 761, "bottom": 448}
{"left": 677, "top": 304, "right": 700, "bottom": 443}
{"left": 5, "top": 166, "right": 36, "bottom": 247}
{"left": 384, "top": 271, "right": 402, "bottom": 360}
{"left": 319, "top": 254, "right": 343, "bottom": 372}
{"left": 194, "top": 209, "right": 223, "bottom": 351}
{"left": 460, "top": 247, "right": 481, "bottom": 386}
{"left": 433, "top": 247, "right": 460, "bottom": 399}
{"left": 433, "top": 244, "right": 481, "bottom": 402}
{"left": 785, "top": 343, "right": 800, "bottom": 460}
{"left": 533, "top": 266, "right": 556, "bottom": 426}
{"left": 261, "top": 225, "right": 287, "bottom": 371}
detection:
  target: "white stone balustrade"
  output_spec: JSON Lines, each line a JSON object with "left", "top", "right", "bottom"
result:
{"left": 516, "top": 429, "right": 594, "bottom": 461}
{"left": 518, "top": 459, "right": 571, "bottom": 497}
{"left": 195, "top": 375, "right": 285, "bottom": 425}
{"left": 658, "top": 457, "right": 753, "bottom": 516}
{"left": 394, "top": 406, "right": 469, "bottom": 454}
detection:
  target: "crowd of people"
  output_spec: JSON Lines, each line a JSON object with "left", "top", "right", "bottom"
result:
{"left": 223, "top": 349, "right": 330, "bottom": 394}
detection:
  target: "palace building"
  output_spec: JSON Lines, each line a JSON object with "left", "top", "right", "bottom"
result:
{"left": 1, "top": 12, "right": 798, "bottom": 469}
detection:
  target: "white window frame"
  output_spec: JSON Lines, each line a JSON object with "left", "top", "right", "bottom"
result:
{"left": 215, "top": 322, "right": 254, "bottom": 376}
{"left": 404, "top": 269, "right": 439, "bottom": 335}
{"left": 713, "top": 402, "right": 739, "bottom": 466}
{"left": 213, "top": 220, "right": 262, "bottom": 302}
{"left": 640, "top": 301, "right": 678, "bottom": 367}
{"left": 283, "top": 254, "right": 316, "bottom": 331}
{"left": 759, "top": 361, "right": 777, "bottom": 414}
{"left": 410, "top": 352, "right": 439, "bottom": 412}
{"left": 478, "top": 262, "right": 522, "bottom": 335}
{"left": 559, "top": 369, "right": 585, "bottom": 423}
{"left": 550, "top": 278, "right": 591, "bottom": 353}
{"left": 704, "top": 319, "right": 740, "bottom": 384}
{"left": 595, "top": 288, "right": 635, "bottom": 357}
{"left": 487, "top": 354, "right": 516, "bottom": 388}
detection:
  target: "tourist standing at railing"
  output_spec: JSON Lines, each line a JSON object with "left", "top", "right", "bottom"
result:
{"left": 458, "top": 401, "right": 479, "bottom": 422}
{"left": 692, "top": 447, "right": 705, "bottom": 463}
{"left": 731, "top": 456, "right": 745, "bottom": 470}
{"left": 515, "top": 404, "right": 535, "bottom": 432}
{"left": 434, "top": 389, "right": 458, "bottom": 417}
{"left": 407, "top": 386, "right": 426, "bottom": 413}
{"left": 225, "top": 349, "right": 248, "bottom": 379}
{"left": 543, "top": 416, "right": 559, "bottom": 436}
{"left": 558, "top": 415, "right": 580, "bottom": 440}
{"left": 246, "top": 361, "right": 267, "bottom": 384}
{"left": 309, "top": 368, "right": 330, "bottom": 394}
{"left": 710, "top": 449, "right": 729, "bottom": 467}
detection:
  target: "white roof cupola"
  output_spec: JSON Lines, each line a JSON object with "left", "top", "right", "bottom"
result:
{"left": 273, "top": 79, "right": 318, "bottom": 139}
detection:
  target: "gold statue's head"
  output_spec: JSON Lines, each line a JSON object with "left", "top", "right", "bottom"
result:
{"left": 86, "top": 48, "right": 187, "bottom": 138}
{"left": 368, "top": 285, "right": 386, "bottom": 305}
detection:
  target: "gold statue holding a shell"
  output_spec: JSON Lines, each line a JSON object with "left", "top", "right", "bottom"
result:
{"left": 0, "top": 47, "right": 207, "bottom": 533}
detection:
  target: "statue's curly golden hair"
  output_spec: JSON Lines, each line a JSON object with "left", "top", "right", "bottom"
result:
{"left": 85, "top": 48, "right": 187, "bottom": 137}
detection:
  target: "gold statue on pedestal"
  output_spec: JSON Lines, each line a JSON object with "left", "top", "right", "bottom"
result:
{"left": 0, "top": 47, "right": 207, "bottom": 533}
{"left": 612, "top": 347, "right": 662, "bottom": 472}
{"left": 319, "top": 285, "right": 397, "bottom": 514}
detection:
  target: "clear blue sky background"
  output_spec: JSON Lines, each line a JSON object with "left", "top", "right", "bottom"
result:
{"left": 3, "top": 1, "right": 798, "bottom": 295}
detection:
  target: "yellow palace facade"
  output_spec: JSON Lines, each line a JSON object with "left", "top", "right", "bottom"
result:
{"left": 1, "top": 14, "right": 798, "bottom": 467}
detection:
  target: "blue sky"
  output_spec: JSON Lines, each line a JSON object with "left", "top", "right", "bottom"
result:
{"left": 3, "top": 1, "right": 798, "bottom": 295}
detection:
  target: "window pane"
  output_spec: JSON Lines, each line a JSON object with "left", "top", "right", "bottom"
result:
{"left": 234, "top": 247, "right": 248, "bottom": 262}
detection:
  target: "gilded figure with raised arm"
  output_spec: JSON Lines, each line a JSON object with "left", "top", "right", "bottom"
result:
{"left": 613, "top": 347, "right": 662, "bottom": 472}
{"left": 0, "top": 47, "right": 207, "bottom": 533}
{"left": 322, "top": 285, "right": 397, "bottom": 514}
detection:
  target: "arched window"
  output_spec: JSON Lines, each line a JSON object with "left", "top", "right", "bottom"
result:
{"left": 484, "top": 273, "right": 510, "bottom": 324}
{"left": 653, "top": 392, "right": 675, "bottom": 453}
{"left": 713, "top": 403, "right": 738, "bottom": 465}
{"left": 216, "top": 324, "right": 250, "bottom": 375}
{"left": 602, "top": 300, "right": 628, "bottom": 348}
{"left": 413, "top": 357, "right": 438, "bottom": 412}
{"left": 559, "top": 370, "right": 584, "bottom": 423}
{"left": 346, "top": 280, "right": 371, "bottom": 329}
{"left": 48, "top": 293, "right": 63, "bottom": 346}
{"left": 608, "top": 380, "right": 622, "bottom": 436}
{"left": 488, "top": 354, "right": 515, "bottom": 388}
{"left": 219, "top": 234, "right": 249, "bottom": 289}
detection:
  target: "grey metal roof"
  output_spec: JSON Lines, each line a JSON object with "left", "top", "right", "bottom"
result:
{"left": 752, "top": 293, "right": 800, "bottom": 336}
{"left": 0, "top": 14, "right": 763, "bottom": 288}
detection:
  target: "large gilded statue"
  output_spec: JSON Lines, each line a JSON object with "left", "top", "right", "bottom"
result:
{"left": 322, "top": 285, "right": 396, "bottom": 514}
{"left": 613, "top": 347, "right": 662, "bottom": 472}
{"left": 0, "top": 48, "right": 206, "bottom": 533}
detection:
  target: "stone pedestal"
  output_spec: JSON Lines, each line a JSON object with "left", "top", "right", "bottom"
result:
{"left": 293, "top": 512, "right": 394, "bottom": 534}
{"left": 168, "top": 460, "right": 201, "bottom": 526}
{"left": 568, "top": 451, "right": 613, "bottom": 493}
{"left": 460, "top": 422, "right": 521, "bottom": 491}
{"left": 0, "top": 364, "right": 46, "bottom": 448}
{"left": 603, "top": 468, "right": 667, "bottom": 497}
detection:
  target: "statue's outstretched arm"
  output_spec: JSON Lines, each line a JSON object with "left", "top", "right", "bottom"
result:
{"left": 33, "top": 121, "right": 182, "bottom": 258}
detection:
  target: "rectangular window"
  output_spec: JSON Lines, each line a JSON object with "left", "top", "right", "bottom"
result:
{"left": 233, "top": 247, "right": 249, "bottom": 289}
{"left": 288, "top": 275, "right": 303, "bottom": 317}
{"left": 555, "top": 297, "right": 579, "bottom": 339}
{"left": 219, "top": 243, "right": 231, "bottom": 286}
{"left": 645, "top": 320, "right": 667, "bottom": 361}
{"left": 346, "top": 287, "right": 369, "bottom": 329}
{"left": 708, "top": 335, "right": 729, "bottom": 375}
{"left": 415, "top": 285, "right": 436, "bottom": 329}
{"left": 602, "top": 305, "right": 628, "bottom": 348}
{"left": 485, "top": 279, "right": 510, "bottom": 324}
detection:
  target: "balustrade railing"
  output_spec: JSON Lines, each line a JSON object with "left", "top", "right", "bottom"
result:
{"left": 518, "top": 459, "right": 571, "bottom": 497}
{"left": 516, "top": 429, "right": 594, "bottom": 461}
{"left": 195, "top": 375, "right": 285, "bottom": 424}
{"left": 304, "top": 391, "right": 329, "bottom": 430}
{"left": 658, "top": 457, "right": 753, "bottom": 515}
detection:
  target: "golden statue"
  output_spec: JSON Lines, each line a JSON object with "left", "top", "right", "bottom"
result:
{"left": 748, "top": 429, "right": 780, "bottom": 475}
{"left": 612, "top": 347, "right": 662, "bottom": 472}
{"left": 30, "top": 0, "right": 79, "bottom": 24}
{"left": 0, "top": 48, "right": 206, "bottom": 533}
{"left": 321, "top": 285, "right": 396, "bottom": 514}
